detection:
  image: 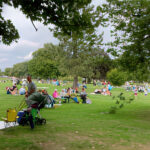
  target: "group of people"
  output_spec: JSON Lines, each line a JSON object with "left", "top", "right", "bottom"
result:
{"left": 6, "top": 84, "right": 26, "bottom": 95}
{"left": 94, "top": 84, "right": 112, "bottom": 96}
{"left": 93, "top": 80, "right": 110, "bottom": 87}
{"left": 125, "top": 82, "right": 149, "bottom": 96}
{"left": 6, "top": 75, "right": 89, "bottom": 106}
{"left": 52, "top": 87, "right": 87, "bottom": 104}
{"left": 133, "top": 86, "right": 149, "bottom": 96}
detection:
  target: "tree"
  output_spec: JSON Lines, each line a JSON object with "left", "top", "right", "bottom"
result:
{"left": 54, "top": 5, "right": 104, "bottom": 88}
{"left": 11, "top": 61, "right": 28, "bottom": 78}
{"left": 1, "top": 0, "right": 94, "bottom": 45}
{"left": 103, "top": 0, "right": 150, "bottom": 81}
{"left": 4, "top": 67, "right": 13, "bottom": 76}
{"left": 0, "top": 69, "right": 2, "bottom": 76}
{"left": 28, "top": 58, "right": 60, "bottom": 79}
{"left": 92, "top": 50, "right": 113, "bottom": 80}
{"left": 28, "top": 43, "right": 61, "bottom": 79}
{"left": 57, "top": 31, "right": 104, "bottom": 88}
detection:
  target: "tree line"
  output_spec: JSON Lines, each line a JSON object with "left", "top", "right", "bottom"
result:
{"left": 0, "top": 0, "right": 150, "bottom": 86}
{"left": 3, "top": 43, "right": 113, "bottom": 81}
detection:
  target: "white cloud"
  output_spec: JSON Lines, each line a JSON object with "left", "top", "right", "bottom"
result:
{"left": 17, "top": 51, "right": 33, "bottom": 60}
{"left": 24, "top": 51, "right": 33, "bottom": 60}
{"left": 20, "top": 40, "right": 40, "bottom": 47}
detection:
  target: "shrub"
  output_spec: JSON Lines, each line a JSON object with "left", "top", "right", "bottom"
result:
{"left": 107, "top": 69, "right": 126, "bottom": 86}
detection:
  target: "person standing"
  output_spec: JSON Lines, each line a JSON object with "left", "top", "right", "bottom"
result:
{"left": 25, "top": 75, "right": 37, "bottom": 129}
{"left": 25, "top": 75, "right": 36, "bottom": 97}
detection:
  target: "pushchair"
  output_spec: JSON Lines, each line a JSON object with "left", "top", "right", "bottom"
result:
{"left": 17, "top": 92, "right": 50, "bottom": 129}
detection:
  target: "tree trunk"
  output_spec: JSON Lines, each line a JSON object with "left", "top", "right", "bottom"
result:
{"left": 87, "top": 78, "right": 91, "bottom": 84}
{"left": 73, "top": 76, "right": 78, "bottom": 89}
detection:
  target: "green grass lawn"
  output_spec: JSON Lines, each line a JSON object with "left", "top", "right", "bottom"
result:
{"left": 0, "top": 81, "right": 150, "bottom": 150}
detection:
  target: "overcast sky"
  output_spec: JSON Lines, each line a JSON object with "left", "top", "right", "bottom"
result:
{"left": 0, "top": 0, "right": 112, "bottom": 71}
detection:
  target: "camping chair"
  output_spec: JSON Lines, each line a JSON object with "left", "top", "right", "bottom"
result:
{"left": 2, "top": 108, "right": 17, "bottom": 128}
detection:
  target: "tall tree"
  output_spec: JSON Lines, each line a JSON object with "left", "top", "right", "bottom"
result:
{"left": 28, "top": 43, "right": 61, "bottom": 79}
{"left": 103, "top": 0, "right": 150, "bottom": 81}
{"left": 55, "top": 15, "right": 104, "bottom": 88}
{"left": 1, "top": 0, "right": 93, "bottom": 45}
{"left": 54, "top": 5, "right": 105, "bottom": 88}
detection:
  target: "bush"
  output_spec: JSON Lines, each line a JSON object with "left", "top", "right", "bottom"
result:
{"left": 107, "top": 69, "right": 126, "bottom": 86}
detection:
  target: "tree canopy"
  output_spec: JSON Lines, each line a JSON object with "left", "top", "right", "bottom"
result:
{"left": 1, "top": 0, "right": 94, "bottom": 45}
{"left": 57, "top": 27, "right": 104, "bottom": 88}
{"left": 11, "top": 61, "right": 28, "bottom": 78}
{"left": 103, "top": 0, "right": 150, "bottom": 81}
{"left": 52, "top": 4, "right": 105, "bottom": 88}
{"left": 4, "top": 62, "right": 28, "bottom": 77}
{"left": 28, "top": 43, "right": 61, "bottom": 79}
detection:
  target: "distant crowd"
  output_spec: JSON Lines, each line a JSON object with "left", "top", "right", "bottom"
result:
{"left": 125, "top": 81, "right": 150, "bottom": 96}
{"left": 4, "top": 77, "right": 91, "bottom": 107}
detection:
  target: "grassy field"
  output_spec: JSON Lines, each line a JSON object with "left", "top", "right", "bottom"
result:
{"left": 0, "top": 80, "right": 150, "bottom": 150}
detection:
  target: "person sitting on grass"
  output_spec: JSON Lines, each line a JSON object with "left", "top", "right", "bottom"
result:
{"left": 6, "top": 87, "right": 12, "bottom": 94}
{"left": 53, "top": 89, "right": 62, "bottom": 103}
{"left": 60, "top": 89, "right": 66, "bottom": 97}
{"left": 67, "top": 88, "right": 72, "bottom": 97}
{"left": 41, "top": 89, "right": 55, "bottom": 108}
{"left": 80, "top": 88, "right": 87, "bottom": 103}
{"left": 94, "top": 89, "right": 102, "bottom": 94}
{"left": 82, "top": 82, "right": 87, "bottom": 89}
{"left": 12, "top": 83, "right": 17, "bottom": 91}
{"left": 70, "top": 92, "right": 79, "bottom": 103}
{"left": 59, "top": 89, "right": 66, "bottom": 102}
{"left": 144, "top": 89, "right": 148, "bottom": 96}
{"left": 101, "top": 88, "right": 106, "bottom": 95}
{"left": 52, "top": 89, "right": 60, "bottom": 98}
{"left": 75, "top": 88, "right": 79, "bottom": 94}
{"left": 19, "top": 86, "right": 26, "bottom": 95}
{"left": 6, "top": 84, "right": 18, "bottom": 95}
{"left": 106, "top": 89, "right": 111, "bottom": 96}
{"left": 60, "top": 89, "right": 70, "bottom": 103}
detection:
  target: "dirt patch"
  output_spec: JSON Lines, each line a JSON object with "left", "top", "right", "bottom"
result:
{"left": 39, "top": 132, "right": 150, "bottom": 150}
{"left": 39, "top": 141, "right": 64, "bottom": 150}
